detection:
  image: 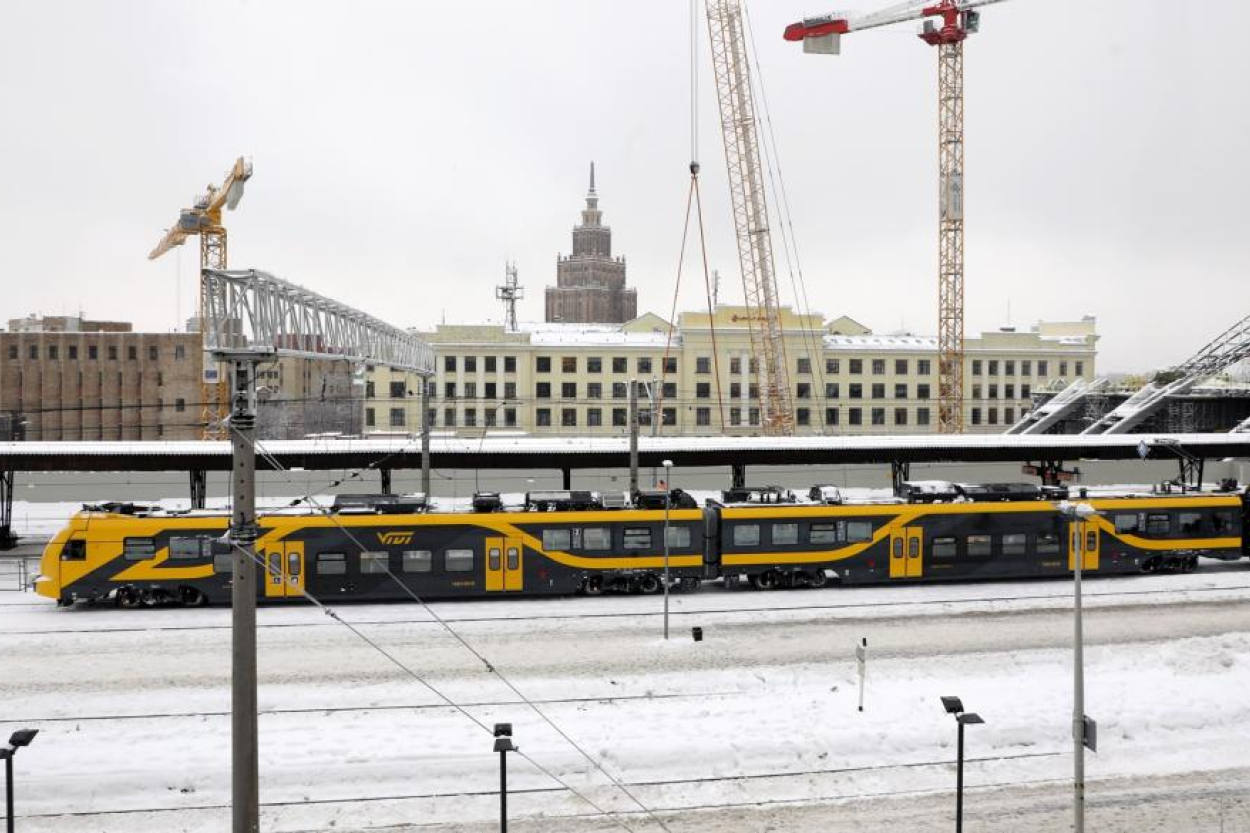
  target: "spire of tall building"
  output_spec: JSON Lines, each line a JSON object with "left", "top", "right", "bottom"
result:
{"left": 545, "top": 164, "right": 637, "bottom": 324}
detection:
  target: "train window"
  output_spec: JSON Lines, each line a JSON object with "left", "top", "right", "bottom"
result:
{"left": 1113, "top": 514, "right": 1140, "bottom": 533}
{"left": 772, "top": 523, "right": 799, "bottom": 545}
{"left": 967, "top": 535, "right": 993, "bottom": 557}
{"left": 445, "top": 549, "right": 475, "bottom": 572}
{"left": 1179, "top": 513, "right": 1202, "bottom": 534}
{"left": 507, "top": 547, "right": 519, "bottom": 570}
{"left": 665, "top": 526, "right": 691, "bottom": 548}
{"left": 892, "top": 538, "right": 903, "bottom": 558}
{"left": 1086, "top": 531, "right": 1097, "bottom": 552}
{"left": 932, "top": 537, "right": 957, "bottom": 558}
{"left": 123, "top": 538, "right": 156, "bottom": 560}
{"left": 317, "top": 553, "right": 347, "bottom": 575}
{"left": 623, "top": 528, "right": 652, "bottom": 550}
{"left": 287, "top": 553, "right": 301, "bottom": 578}
{"left": 846, "top": 521, "right": 873, "bottom": 543}
{"left": 810, "top": 523, "right": 840, "bottom": 544}
{"left": 542, "top": 529, "right": 572, "bottom": 550}
{"left": 1002, "top": 534, "right": 1027, "bottom": 555}
{"left": 1145, "top": 513, "right": 1170, "bottom": 535}
{"left": 1212, "top": 512, "right": 1235, "bottom": 534}
{"left": 733, "top": 525, "right": 761, "bottom": 546}
{"left": 213, "top": 552, "right": 232, "bottom": 574}
{"left": 60, "top": 539, "right": 86, "bottom": 561}
{"left": 360, "top": 552, "right": 389, "bottom": 574}
{"left": 170, "top": 537, "right": 210, "bottom": 559}
{"left": 267, "top": 553, "right": 281, "bottom": 583}
{"left": 582, "top": 528, "right": 612, "bottom": 550}
{"left": 402, "top": 550, "right": 433, "bottom": 573}
{"left": 1037, "top": 532, "right": 1060, "bottom": 554}
{"left": 488, "top": 547, "right": 501, "bottom": 571}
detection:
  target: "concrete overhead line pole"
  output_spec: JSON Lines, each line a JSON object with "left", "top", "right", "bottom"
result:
{"left": 202, "top": 268, "right": 434, "bottom": 833}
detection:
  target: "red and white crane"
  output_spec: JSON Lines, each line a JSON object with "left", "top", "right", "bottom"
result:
{"left": 784, "top": 0, "right": 1011, "bottom": 434}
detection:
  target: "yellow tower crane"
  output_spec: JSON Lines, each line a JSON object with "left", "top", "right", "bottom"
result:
{"left": 148, "top": 157, "right": 253, "bottom": 439}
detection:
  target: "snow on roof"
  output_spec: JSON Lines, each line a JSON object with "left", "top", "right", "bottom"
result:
{"left": 825, "top": 334, "right": 938, "bottom": 351}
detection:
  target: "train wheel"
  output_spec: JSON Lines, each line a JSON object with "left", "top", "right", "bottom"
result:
{"left": 723, "top": 575, "right": 740, "bottom": 590}
{"left": 583, "top": 576, "right": 604, "bottom": 596}
{"left": 179, "top": 587, "right": 209, "bottom": 607}
{"left": 639, "top": 573, "right": 661, "bottom": 594}
{"left": 681, "top": 577, "right": 701, "bottom": 593}
{"left": 116, "top": 587, "right": 140, "bottom": 608}
{"left": 750, "top": 571, "right": 778, "bottom": 591}
{"left": 808, "top": 569, "right": 829, "bottom": 588}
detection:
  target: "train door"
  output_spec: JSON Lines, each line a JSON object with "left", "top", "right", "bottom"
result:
{"left": 485, "top": 536, "right": 523, "bottom": 592}
{"left": 890, "top": 527, "right": 924, "bottom": 579}
{"left": 1068, "top": 522, "right": 1099, "bottom": 571}
{"left": 283, "top": 541, "right": 305, "bottom": 597}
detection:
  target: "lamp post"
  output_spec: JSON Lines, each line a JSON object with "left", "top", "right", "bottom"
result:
{"left": 941, "top": 697, "right": 983, "bottom": 833}
{"left": 1059, "top": 499, "right": 1098, "bottom": 833}
{"left": 662, "top": 458, "right": 673, "bottom": 640}
{"left": 493, "top": 723, "right": 516, "bottom": 833}
{"left": 2, "top": 729, "right": 38, "bottom": 833}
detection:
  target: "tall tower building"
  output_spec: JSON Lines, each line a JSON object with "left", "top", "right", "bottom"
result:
{"left": 545, "top": 163, "right": 637, "bottom": 323}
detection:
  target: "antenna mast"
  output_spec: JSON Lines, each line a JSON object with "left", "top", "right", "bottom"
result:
{"left": 496, "top": 262, "right": 524, "bottom": 331}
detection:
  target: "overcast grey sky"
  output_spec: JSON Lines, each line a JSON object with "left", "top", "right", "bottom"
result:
{"left": 1, "top": 0, "right": 1246, "bottom": 372}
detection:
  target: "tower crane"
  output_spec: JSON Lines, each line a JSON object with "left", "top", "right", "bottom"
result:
{"left": 784, "top": 0, "right": 1011, "bottom": 434}
{"left": 706, "top": 0, "right": 795, "bottom": 435}
{"left": 149, "top": 157, "right": 253, "bottom": 439}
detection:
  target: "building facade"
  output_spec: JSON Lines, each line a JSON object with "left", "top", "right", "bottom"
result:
{"left": 544, "top": 164, "right": 637, "bottom": 324}
{"left": 365, "top": 307, "right": 1098, "bottom": 437}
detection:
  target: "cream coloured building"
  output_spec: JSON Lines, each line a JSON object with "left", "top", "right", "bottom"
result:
{"left": 364, "top": 306, "right": 1097, "bottom": 437}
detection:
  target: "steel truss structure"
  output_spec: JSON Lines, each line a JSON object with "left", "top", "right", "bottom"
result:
{"left": 201, "top": 269, "right": 435, "bottom": 374}
{"left": 936, "top": 38, "right": 966, "bottom": 432}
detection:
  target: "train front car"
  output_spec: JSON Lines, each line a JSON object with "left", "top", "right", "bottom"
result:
{"left": 37, "top": 504, "right": 230, "bottom": 607}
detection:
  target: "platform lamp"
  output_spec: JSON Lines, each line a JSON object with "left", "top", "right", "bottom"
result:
{"left": 940, "top": 697, "right": 983, "bottom": 833}
{"left": 2, "top": 729, "right": 38, "bottom": 833}
{"left": 493, "top": 723, "right": 517, "bottom": 833}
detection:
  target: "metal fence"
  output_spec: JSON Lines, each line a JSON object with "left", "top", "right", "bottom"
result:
{"left": 0, "top": 556, "right": 36, "bottom": 591}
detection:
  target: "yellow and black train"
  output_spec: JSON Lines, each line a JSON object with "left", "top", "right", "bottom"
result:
{"left": 35, "top": 486, "right": 1250, "bottom": 607}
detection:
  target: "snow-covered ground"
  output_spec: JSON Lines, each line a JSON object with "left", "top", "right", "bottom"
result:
{"left": 4, "top": 559, "right": 1250, "bottom": 832}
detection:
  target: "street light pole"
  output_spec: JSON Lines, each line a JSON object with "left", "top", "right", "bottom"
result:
{"left": 940, "top": 697, "right": 982, "bottom": 833}
{"left": 1060, "top": 500, "right": 1096, "bottom": 833}
{"left": 493, "top": 723, "right": 515, "bottom": 833}
{"left": 2, "top": 729, "right": 39, "bottom": 833}
{"left": 662, "top": 459, "right": 673, "bottom": 640}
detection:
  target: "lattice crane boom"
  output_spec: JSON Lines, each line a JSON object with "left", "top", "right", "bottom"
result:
{"left": 149, "top": 157, "right": 254, "bottom": 439}
{"left": 706, "top": 0, "right": 794, "bottom": 435}
{"left": 785, "top": 0, "right": 1013, "bottom": 434}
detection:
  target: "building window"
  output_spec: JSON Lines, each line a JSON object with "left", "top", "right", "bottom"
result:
{"left": 1075, "top": 361, "right": 1084, "bottom": 376}
{"left": 696, "top": 407, "right": 711, "bottom": 426}
{"left": 613, "top": 408, "right": 627, "bottom": 427}
{"left": 796, "top": 357, "right": 812, "bottom": 374}
{"left": 6, "top": 345, "right": 16, "bottom": 360}
{"left": 1004, "top": 407, "right": 1014, "bottom": 423}
{"left": 796, "top": 383, "right": 811, "bottom": 400}
{"left": 892, "top": 359, "right": 906, "bottom": 375}
{"left": 730, "top": 407, "right": 742, "bottom": 426}
{"left": 988, "top": 408, "right": 998, "bottom": 425}
{"left": 536, "top": 356, "right": 551, "bottom": 373}
{"left": 696, "top": 356, "right": 711, "bottom": 374}
{"left": 662, "top": 357, "right": 677, "bottom": 374}
{"left": 444, "top": 356, "right": 457, "bottom": 372}
{"left": 972, "top": 384, "right": 982, "bottom": 399}
{"left": 561, "top": 408, "right": 577, "bottom": 427}
{"left": 562, "top": 356, "right": 577, "bottom": 373}
{"left": 1022, "top": 360, "right": 1032, "bottom": 376}
{"left": 561, "top": 382, "right": 577, "bottom": 398}
{"left": 917, "top": 408, "right": 930, "bottom": 426}
{"left": 825, "top": 407, "right": 839, "bottom": 426}
{"left": 748, "top": 407, "right": 760, "bottom": 426}
{"left": 971, "top": 408, "right": 982, "bottom": 425}
{"left": 730, "top": 382, "right": 741, "bottom": 398}
{"left": 612, "top": 382, "right": 627, "bottom": 399}
{"left": 148, "top": 345, "right": 158, "bottom": 361}
{"left": 749, "top": 383, "right": 759, "bottom": 400}
{"left": 826, "top": 358, "right": 840, "bottom": 374}
{"left": 464, "top": 408, "right": 477, "bottom": 427}
{"left": 918, "top": 359, "right": 931, "bottom": 375}
{"left": 48, "top": 345, "right": 58, "bottom": 360}
{"left": 389, "top": 408, "right": 405, "bottom": 427}
{"left": 988, "top": 360, "right": 999, "bottom": 375}
{"left": 536, "top": 408, "right": 551, "bottom": 427}
{"left": 1022, "top": 384, "right": 1031, "bottom": 399}
{"left": 1038, "top": 361, "right": 1048, "bottom": 376}
{"left": 871, "top": 383, "right": 885, "bottom": 399}
{"left": 894, "top": 383, "right": 907, "bottom": 400}
{"left": 366, "top": 381, "right": 377, "bottom": 398}
{"left": 611, "top": 356, "right": 627, "bottom": 373}
{"left": 444, "top": 382, "right": 457, "bottom": 399}
{"left": 696, "top": 382, "right": 710, "bottom": 399}
{"left": 662, "top": 382, "right": 677, "bottom": 399}
{"left": 729, "top": 357, "right": 741, "bottom": 374}
{"left": 536, "top": 382, "right": 551, "bottom": 399}
{"left": 989, "top": 384, "right": 998, "bottom": 400}
{"left": 108, "top": 345, "right": 118, "bottom": 360}
{"left": 917, "top": 383, "right": 930, "bottom": 400}
{"left": 825, "top": 382, "right": 840, "bottom": 399}
{"left": 443, "top": 408, "right": 456, "bottom": 427}
{"left": 796, "top": 408, "right": 810, "bottom": 426}
{"left": 1005, "top": 384, "right": 1015, "bottom": 399}
{"left": 69, "top": 344, "right": 79, "bottom": 360}
{"left": 871, "top": 408, "right": 885, "bottom": 425}
{"left": 175, "top": 398, "right": 186, "bottom": 412}
{"left": 872, "top": 359, "right": 886, "bottom": 375}
{"left": 638, "top": 357, "right": 652, "bottom": 374}
{"left": 587, "top": 408, "right": 602, "bottom": 427}
{"left": 485, "top": 355, "right": 496, "bottom": 373}
{"left": 390, "top": 381, "right": 405, "bottom": 398}
{"left": 849, "top": 408, "right": 862, "bottom": 425}
{"left": 586, "top": 356, "right": 602, "bottom": 373}
{"left": 587, "top": 382, "right": 602, "bottom": 399}
{"left": 504, "top": 356, "right": 516, "bottom": 373}
{"left": 89, "top": 345, "right": 98, "bottom": 360}
{"left": 849, "top": 359, "right": 863, "bottom": 375}
{"left": 849, "top": 383, "right": 863, "bottom": 399}
{"left": 365, "top": 408, "right": 375, "bottom": 427}
{"left": 894, "top": 408, "right": 908, "bottom": 426}
{"left": 972, "top": 360, "right": 983, "bottom": 375}
{"left": 1059, "top": 361, "right": 1068, "bottom": 377}
{"left": 484, "top": 408, "right": 496, "bottom": 427}
{"left": 1005, "top": 360, "right": 1015, "bottom": 376}
{"left": 485, "top": 382, "right": 497, "bottom": 399}
{"left": 460, "top": 356, "right": 474, "bottom": 373}
{"left": 504, "top": 408, "right": 517, "bottom": 427}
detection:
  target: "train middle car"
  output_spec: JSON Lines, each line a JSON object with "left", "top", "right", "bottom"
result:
{"left": 35, "top": 490, "right": 1249, "bottom": 606}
